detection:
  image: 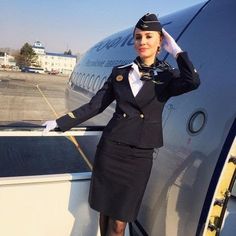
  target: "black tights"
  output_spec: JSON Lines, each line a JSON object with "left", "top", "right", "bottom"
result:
{"left": 99, "top": 213, "right": 127, "bottom": 236}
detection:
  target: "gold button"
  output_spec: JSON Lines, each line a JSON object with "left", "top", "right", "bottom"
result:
{"left": 123, "top": 113, "right": 127, "bottom": 117}
{"left": 140, "top": 114, "right": 144, "bottom": 118}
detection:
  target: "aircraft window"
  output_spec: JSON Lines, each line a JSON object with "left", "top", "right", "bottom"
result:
{"left": 77, "top": 73, "right": 82, "bottom": 86}
{"left": 93, "top": 76, "right": 100, "bottom": 91}
{"left": 74, "top": 72, "right": 80, "bottom": 86}
{"left": 73, "top": 72, "right": 77, "bottom": 81}
{"left": 84, "top": 74, "right": 90, "bottom": 88}
{"left": 74, "top": 73, "right": 79, "bottom": 86}
{"left": 88, "top": 74, "right": 95, "bottom": 90}
{"left": 74, "top": 71, "right": 77, "bottom": 78}
{"left": 188, "top": 111, "right": 206, "bottom": 134}
{"left": 80, "top": 73, "right": 86, "bottom": 87}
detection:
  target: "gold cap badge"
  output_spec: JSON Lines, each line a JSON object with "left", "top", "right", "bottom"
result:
{"left": 116, "top": 75, "right": 124, "bottom": 82}
{"left": 68, "top": 112, "right": 76, "bottom": 119}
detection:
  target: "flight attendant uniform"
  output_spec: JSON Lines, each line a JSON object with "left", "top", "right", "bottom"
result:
{"left": 56, "top": 50, "right": 200, "bottom": 222}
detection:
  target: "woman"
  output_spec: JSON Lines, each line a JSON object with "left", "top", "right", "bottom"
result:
{"left": 43, "top": 13, "right": 200, "bottom": 236}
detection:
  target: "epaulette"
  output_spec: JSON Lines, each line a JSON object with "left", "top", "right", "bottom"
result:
{"left": 117, "top": 63, "right": 133, "bottom": 69}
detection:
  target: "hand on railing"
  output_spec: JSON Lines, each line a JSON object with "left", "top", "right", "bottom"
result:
{"left": 42, "top": 120, "right": 58, "bottom": 133}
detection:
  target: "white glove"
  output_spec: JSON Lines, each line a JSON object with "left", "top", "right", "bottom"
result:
{"left": 42, "top": 120, "right": 58, "bottom": 132}
{"left": 162, "top": 28, "right": 183, "bottom": 58}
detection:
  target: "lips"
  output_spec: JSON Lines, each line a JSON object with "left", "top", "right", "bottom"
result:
{"left": 138, "top": 48, "right": 148, "bottom": 52}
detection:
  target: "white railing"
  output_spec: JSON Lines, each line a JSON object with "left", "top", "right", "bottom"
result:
{"left": 0, "top": 126, "right": 104, "bottom": 236}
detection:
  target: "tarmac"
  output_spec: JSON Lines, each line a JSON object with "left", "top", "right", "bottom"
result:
{"left": 0, "top": 70, "right": 113, "bottom": 127}
{"left": 0, "top": 71, "right": 69, "bottom": 125}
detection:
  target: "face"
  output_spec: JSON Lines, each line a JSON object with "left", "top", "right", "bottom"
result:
{"left": 134, "top": 28, "right": 162, "bottom": 64}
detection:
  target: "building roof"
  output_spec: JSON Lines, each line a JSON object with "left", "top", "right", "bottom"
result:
{"left": 46, "top": 52, "right": 77, "bottom": 58}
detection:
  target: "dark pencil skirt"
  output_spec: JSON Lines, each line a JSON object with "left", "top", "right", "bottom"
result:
{"left": 88, "top": 137, "right": 154, "bottom": 222}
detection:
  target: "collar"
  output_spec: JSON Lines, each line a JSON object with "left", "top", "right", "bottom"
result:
{"left": 131, "top": 62, "right": 141, "bottom": 78}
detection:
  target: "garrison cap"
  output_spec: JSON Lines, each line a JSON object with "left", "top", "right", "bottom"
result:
{"left": 135, "top": 13, "right": 162, "bottom": 32}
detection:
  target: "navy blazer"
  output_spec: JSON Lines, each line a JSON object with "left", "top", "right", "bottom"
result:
{"left": 57, "top": 52, "right": 200, "bottom": 148}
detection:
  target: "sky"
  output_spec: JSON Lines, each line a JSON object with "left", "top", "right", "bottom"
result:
{"left": 0, "top": 0, "right": 206, "bottom": 54}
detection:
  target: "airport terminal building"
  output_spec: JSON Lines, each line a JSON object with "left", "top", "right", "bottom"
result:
{"left": 0, "top": 52, "right": 16, "bottom": 67}
{"left": 32, "top": 41, "right": 77, "bottom": 75}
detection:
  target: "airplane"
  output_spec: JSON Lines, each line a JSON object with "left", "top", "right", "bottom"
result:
{"left": 65, "top": 0, "right": 236, "bottom": 235}
{"left": 0, "top": 0, "right": 235, "bottom": 235}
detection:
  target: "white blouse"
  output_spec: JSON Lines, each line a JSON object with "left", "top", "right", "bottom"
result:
{"left": 128, "top": 63, "right": 144, "bottom": 97}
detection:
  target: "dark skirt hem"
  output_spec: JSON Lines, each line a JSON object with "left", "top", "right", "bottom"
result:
{"left": 89, "top": 138, "right": 154, "bottom": 222}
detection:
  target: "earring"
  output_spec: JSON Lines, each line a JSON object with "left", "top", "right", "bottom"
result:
{"left": 157, "top": 46, "right": 161, "bottom": 53}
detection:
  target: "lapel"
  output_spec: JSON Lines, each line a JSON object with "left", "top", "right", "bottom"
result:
{"left": 115, "top": 68, "right": 138, "bottom": 106}
{"left": 120, "top": 68, "right": 153, "bottom": 108}
{"left": 123, "top": 70, "right": 158, "bottom": 109}
{"left": 114, "top": 66, "right": 171, "bottom": 109}
{"left": 135, "top": 80, "right": 156, "bottom": 108}
{"left": 135, "top": 70, "right": 172, "bottom": 108}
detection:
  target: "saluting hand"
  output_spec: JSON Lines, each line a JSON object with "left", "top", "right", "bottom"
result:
{"left": 162, "top": 28, "right": 183, "bottom": 58}
{"left": 42, "top": 120, "right": 58, "bottom": 133}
